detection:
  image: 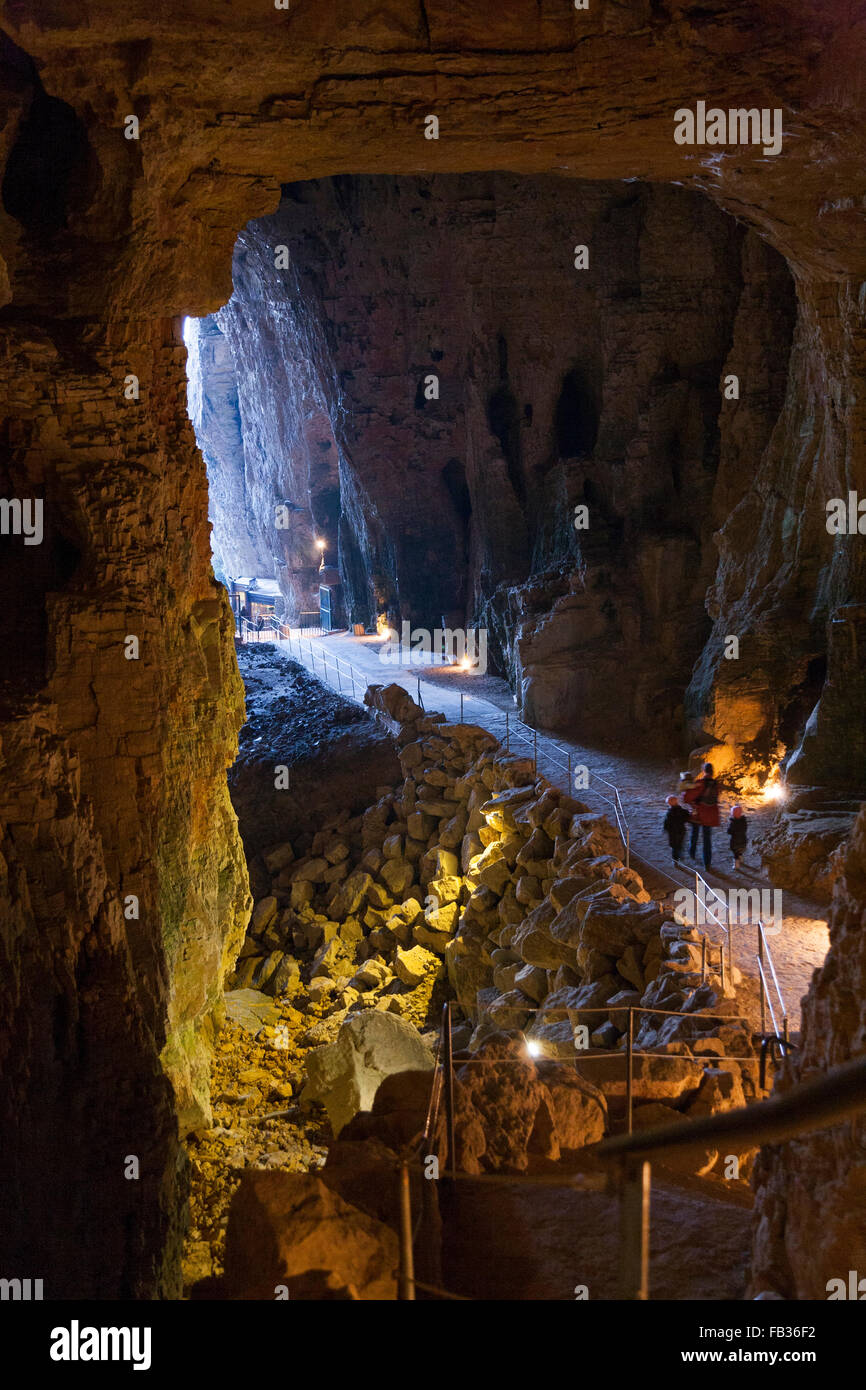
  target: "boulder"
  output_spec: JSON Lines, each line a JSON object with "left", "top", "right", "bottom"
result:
{"left": 263, "top": 842, "right": 295, "bottom": 874}
{"left": 250, "top": 896, "right": 278, "bottom": 934}
{"left": 268, "top": 954, "right": 302, "bottom": 996}
{"left": 380, "top": 858, "right": 414, "bottom": 898}
{"left": 328, "top": 871, "right": 375, "bottom": 921}
{"left": 513, "top": 962, "right": 548, "bottom": 1003}
{"left": 512, "top": 899, "right": 573, "bottom": 969}
{"left": 453, "top": 1032, "right": 557, "bottom": 1172}
{"left": 223, "top": 1172, "right": 398, "bottom": 1299}
{"left": 290, "top": 858, "right": 330, "bottom": 884}
{"left": 302, "top": 1010, "right": 435, "bottom": 1136}
{"left": 631, "top": 1103, "right": 720, "bottom": 1178}
{"left": 350, "top": 959, "right": 392, "bottom": 991}
{"left": 536, "top": 1061, "right": 608, "bottom": 1146}
{"left": 393, "top": 944, "right": 439, "bottom": 986}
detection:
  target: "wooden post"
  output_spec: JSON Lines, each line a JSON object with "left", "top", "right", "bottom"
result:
{"left": 619, "top": 1157, "right": 651, "bottom": 1300}
{"left": 701, "top": 935, "right": 707, "bottom": 983}
{"left": 397, "top": 1162, "right": 415, "bottom": 1301}
{"left": 459, "top": 692, "right": 464, "bottom": 725}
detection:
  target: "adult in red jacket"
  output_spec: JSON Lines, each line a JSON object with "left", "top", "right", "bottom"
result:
{"left": 684, "top": 763, "right": 720, "bottom": 869}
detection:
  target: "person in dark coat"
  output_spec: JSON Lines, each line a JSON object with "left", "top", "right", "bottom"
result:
{"left": 662, "top": 795, "right": 691, "bottom": 865}
{"left": 726, "top": 804, "right": 749, "bottom": 871}
{"left": 684, "top": 762, "right": 720, "bottom": 869}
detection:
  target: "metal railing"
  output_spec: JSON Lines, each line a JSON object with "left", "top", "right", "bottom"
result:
{"left": 598, "top": 1053, "right": 866, "bottom": 1299}
{"left": 757, "top": 919, "right": 789, "bottom": 1043}
{"left": 498, "top": 708, "right": 632, "bottom": 869}
{"left": 396, "top": 1002, "right": 862, "bottom": 1301}
{"left": 394, "top": 996, "right": 830, "bottom": 1301}
{"left": 238, "top": 619, "right": 374, "bottom": 703}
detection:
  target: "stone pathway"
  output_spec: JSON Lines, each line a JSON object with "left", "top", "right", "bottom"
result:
{"left": 265, "top": 629, "right": 830, "bottom": 1034}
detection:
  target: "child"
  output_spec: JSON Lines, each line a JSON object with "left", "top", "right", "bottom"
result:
{"left": 662, "top": 794, "right": 691, "bottom": 865}
{"left": 727, "top": 804, "right": 748, "bottom": 870}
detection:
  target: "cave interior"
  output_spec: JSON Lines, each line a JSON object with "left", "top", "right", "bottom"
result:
{"left": 1, "top": 0, "right": 865, "bottom": 1316}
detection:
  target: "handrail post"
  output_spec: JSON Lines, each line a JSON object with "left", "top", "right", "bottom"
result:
{"left": 505, "top": 710, "right": 510, "bottom": 751}
{"left": 626, "top": 1007, "right": 634, "bottom": 1136}
{"left": 758, "top": 925, "right": 766, "bottom": 1034}
{"left": 443, "top": 1001, "right": 456, "bottom": 1181}
{"left": 720, "top": 942, "right": 727, "bottom": 995}
{"left": 619, "top": 1157, "right": 651, "bottom": 1300}
{"left": 397, "top": 1161, "right": 415, "bottom": 1301}
{"left": 459, "top": 692, "right": 463, "bottom": 725}
{"left": 533, "top": 727, "right": 537, "bottom": 774}
{"left": 701, "top": 935, "right": 707, "bottom": 983}
{"left": 625, "top": 827, "right": 630, "bottom": 871}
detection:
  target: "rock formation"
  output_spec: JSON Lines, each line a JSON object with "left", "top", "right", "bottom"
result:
{"left": 1, "top": 0, "right": 865, "bottom": 1299}
{"left": 750, "top": 806, "right": 866, "bottom": 1298}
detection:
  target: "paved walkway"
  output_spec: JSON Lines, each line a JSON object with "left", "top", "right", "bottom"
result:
{"left": 259, "top": 628, "right": 830, "bottom": 1035}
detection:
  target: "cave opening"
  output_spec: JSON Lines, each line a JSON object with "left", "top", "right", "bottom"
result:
{"left": 182, "top": 170, "right": 797, "bottom": 756}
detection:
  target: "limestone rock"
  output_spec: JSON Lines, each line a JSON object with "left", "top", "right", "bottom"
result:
{"left": 302, "top": 1010, "right": 435, "bottom": 1135}
{"left": 393, "top": 944, "right": 439, "bottom": 987}
{"left": 223, "top": 1172, "right": 398, "bottom": 1299}
{"left": 535, "top": 1061, "right": 608, "bottom": 1147}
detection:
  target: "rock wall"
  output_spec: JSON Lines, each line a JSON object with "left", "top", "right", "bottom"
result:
{"left": 184, "top": 315, "right": 273, "bottom": 586}
{"left": 750, "top": 806, "right": 866, "bottom": 1297}
{"left": 0, "top": 309, "right": 251, "bottom": 1298}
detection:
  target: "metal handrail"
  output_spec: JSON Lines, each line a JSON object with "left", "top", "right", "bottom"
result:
{"left": 757, "top": 919, "right": 788, "bottom": 1041}
{"left": 504, "top": 710, "right": 632, "bottom": 868}
{"left": 599, "top": 1052, "right": 866, "bottom": 1160}
{"left": 601, "top": 1049, "right": 866, "bottom": 1299}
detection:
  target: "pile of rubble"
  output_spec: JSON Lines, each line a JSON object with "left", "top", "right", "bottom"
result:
{"left": 224, "top": 683, "right": 760, "bottom": 1176}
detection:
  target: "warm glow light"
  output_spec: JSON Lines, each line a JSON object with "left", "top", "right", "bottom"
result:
{"left": 762, "top": 782, "right": 787, "bottom": 803}
{"left": 459, "top": 656, "right": 472, "bottom": 671}
{"left": 315, "top": 539, "right": 326, "bottom": 550}
{"left": 525, "top": 1041, "right": 543, "bottom": 1058}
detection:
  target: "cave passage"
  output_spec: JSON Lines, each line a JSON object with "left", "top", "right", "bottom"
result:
{"left": 171, "top": 170, "right": 844, "bottom": 1299}
{"left": 183, "top": 173, "right": 824, "bottom": 801}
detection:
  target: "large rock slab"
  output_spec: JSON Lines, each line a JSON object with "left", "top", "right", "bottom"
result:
{"left": 224, "top": 988, "right": 280, "bottom": 1033}
{"left": 302, "top": 1009, "right": 435, "bottom": 1135}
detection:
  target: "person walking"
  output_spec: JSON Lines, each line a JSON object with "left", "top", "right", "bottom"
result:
{"left": 726, "top": 804, "right": 749, "bottom": 871}
{"left": 662, "top": 795, "right": 691, "bottom": 865}
{"left": 685, "top": 762, "right": 720, "bottom": 869}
